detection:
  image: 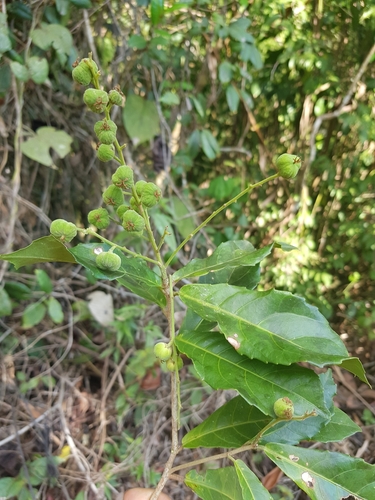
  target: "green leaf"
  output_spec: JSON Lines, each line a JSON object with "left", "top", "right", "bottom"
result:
{"left": 0, "top": 477, "right": 19, "bottom": 498}
{"left": 228, "top": 18, "right": 252, "bottom": 42}
{"left": 239, "top": 89, "right": 254, "bottom": 109}
{"left": 309, "top": 406, "right": 361, "bottom": 442}
{"left": 150, "top": 0, "right": 164, "bottom": 25}
{"left": 182, "top": 396, "right": 272, "bottom": 448}
{"left": 185, "top": 467, "right": 243, "bottom": 499}
{"left": 10, "top": 61, "right": 29, "bottom": 81}
{"left": 264, "top": 443, "right": 375, "bottom": 499}
{"left": 159, "top": 91, "right": 180, "bottom": 106}
{"left": 21, "top": 127, "right": 73, "bottom": 167}
{"left": 179, "top": 284, "right": 351, "bottom": 368}
{"left": 169, "top": 195, "right": 196, "bottom": 240}
{"left": 191, "top": 95, "right": 205, "bottom": 118}
{"left": 69, "top": 0, "right": 92, "bottom": 9}
{"left": 47, "top": 297, "right": 64, "bottom": 324}
{"left": 123, "top": 94, "right": 160, "bottom": 145}
{"left": 240, "top": 43, "right": 263, "bottom": 69}
{"left": 128, "top": 35, "right": 147, "bottom": 49}
{"left": 338, "top": 357, "right": 369, "bottom": 386}
{"left": 68, "top": 244, "right": 125, "bottom": 281}
{"left": 4, "top": 478, "right": 25, "bottom": 498}
{"left": 4, "top": 281, "right": 32, "bottom": 300}
{"left": 199, "top": 263, "right": 261, "bottom": 289}
{"left": 35, "top": 269, "right": 53, "bottom": 294}
{"left": 27, "top": 56, "right": 48, "bottom": 84}
{"left": 218, "top": 61, "right": 233, "bottom": 84}
{"left": 173, "top": 241, "right": 272, "bottom": 282}
{"left": 0, "top": 13, "right": 11, "bottom": 53}
{"left": 31, "top": 24, "right": 73, "bottom": 65}
{"left": 187, "top": 129, "right": 201, "bottom": 158}
{"left": 22, "top": 302, "right": 47, "bottom": 329}
{"left": 175, "top": 331, "right": 330, "bottom": 418}
{"left": 0, "top": 236, "right": 77, "bottom": 269}
{"left": 226, "top": 85, "right": 240, "bottom": 112}
{"left": 0, "top": 288, "right": 12, "bottom": 316}
{"left": 234, "top": 460, "right": 273, "bottom": 499}
{"left": 201, "top": 130, "right": 220, "bottom": 161}
{"left": 274, "top": 240, "right": 298, "bottom": 252}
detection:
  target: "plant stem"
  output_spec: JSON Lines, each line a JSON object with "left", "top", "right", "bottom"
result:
{"left": 166, "top": 173, "right": 280, "bottom": 268}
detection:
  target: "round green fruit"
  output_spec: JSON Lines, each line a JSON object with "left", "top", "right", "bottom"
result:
{"left": 109, "top": 89, "right": 123, "bottom": 106}
{"left": 94, "top": 119, "right": 117, "bottom": 145}
{"left": 135, "top": 180, "right": 147, "bottom": 196}
{"left": 50, "top": 219, "right": 77, "bottom": 243}
{"left": 88, "top": 208, "right": 110, "bottom": 229}
{"left": 95, "top": 251, "right": 122, "bottom": 272}
{"left": 122, "top": 210, "right": 145, "bottom": 232}
{"left": 275, "top": 154, "right": 302, "bottom": 179}
{"left": 97, "top": 144, "right": 115, "bottom": 162}
{"left": 102, "top": 185, "right": 124, "bottom": 207}
{"left": 154, "top": 342, "right": 172, "bottom": 361}
{"left": 112, "top": 165, "right": 134, "bottom": 189}
{"left": 72, "top": 62, "right": 92, "bottom": 86}
{"left": 273, "top": 397, "right": 294, "bottom": 420}
{"left": 166, "top": 356, "right": 183, "bottom": 372}
{"left": 116, "top": 204, "right": 129, "bottom": 219}
{"left": 83, "top": 89, "right": 109, "bottom": 113}
{"left": 141, "top": 182, "right": 162, "bottom": 208}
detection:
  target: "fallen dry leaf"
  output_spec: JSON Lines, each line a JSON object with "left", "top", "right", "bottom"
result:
{"left": 122, "top": 488, "right": 171, "bottom": 500}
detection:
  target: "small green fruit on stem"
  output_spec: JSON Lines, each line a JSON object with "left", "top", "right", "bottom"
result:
{"left": 166, "top": 356, "right": 183, "bottom": 372}
{"left": 154, "top": 342, "right": 173, "bottom": 361}
{"left": 88, "top": 208, "right": 110, "bottom": 229}
{"left": 122, "top": 210, "right": 145, "bottom": 232}
{"left": 273, "top": 397, "right": 294, "bottom": 419}
{"left": 50, "top": 219, "right": 77, "bottom": 243}
{"left": 83, "top": 89, "right": 109, "bottom": 113}
{"left": 275, "top": 153, "right": 302, "bottom": 179}
{"left": 95, "top": 251, "right": 122, "bottom": 271}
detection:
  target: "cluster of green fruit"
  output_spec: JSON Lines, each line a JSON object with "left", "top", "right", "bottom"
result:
{"left": 49, "top": 56, "right": 163, "bottom": 274}
{"left": 153, "top": 342, "right": 184, "bottom": 372}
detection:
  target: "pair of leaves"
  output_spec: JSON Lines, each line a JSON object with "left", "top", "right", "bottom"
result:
{"left": 31, "top": 23, "right": 73, "bottom": 65}
{"left": 0, "top": 236, "right": 165, "bottom": 308}
{"left": 10, "top": 57, "right": 48, "bottom": 84}
{"left": 186, "top": 449, "right": 375, "bottom": 500}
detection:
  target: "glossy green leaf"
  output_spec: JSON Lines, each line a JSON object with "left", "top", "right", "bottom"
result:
{"left": 69, "top": 0, "right": 92, "bottom": 8}
{"left": 123, "top": 94, "right": 160, "bottom": 145}
{"left": 173, "top": 241, "right": 272, "bottom": 282}
{"left": 175, "top": 331, "right": 330, "bottom": 418}
{"left": 199, "top": 263, "right": 261, "bottom": 290}
{"left": 226, "top": 85, "right": 240, "bottom": 112}
{"left": 182, "top": 396, "right": 272, "bottom": 449}
{"left": 339, "top": 357, "right": 369, "bottom": 386}
{"left": 0, "top": 236, "right": 77, "bottom": 269}
{"left": 4, "top": 281, "right": 32, "bottom": 300}
{"left": 22, "top": 302, "right": 46, "bottom": 329}
{"left": 179, "top": 284, "right": 354, "bottom": 368}
{"left": 234, "top": 460, "right": 273, "bottom": 500}
{"left": 35, "top": 269, "right": 53, "bottom": 294}
{"left": 69, "top": 243, "right": 165, "bottom": 307}
{"left": 264, "top": 443, "right": 375, "bottom": 499}
{"left": 201, "top": 130, "right": 220, "bottom": 160}
{"left": 47, "top": 297, "right": 64, "bottom": 324}
{"left": 21, "top": 127, "right": 73, "bottom": 167}
{"left": 28, "top": 56, "right": 48, "bottom": 84}
{"left": 0, "top": 288, "right": 12, "bottom": 316}
{"left": 185, "top": 467, "right": 243, "bottom": 499}
{"left": 150, "top": 0, "right": 164, "bottom": 25}
{"left": 308, "top": 406, "right": 361, "bottom": 442}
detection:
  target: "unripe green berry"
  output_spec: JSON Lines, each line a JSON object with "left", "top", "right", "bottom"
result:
{"left": 141, "top": 182, "right": 162, "bottom": 208}
{"left": 135, "top": 180, "right": 147, "bottom": 196}
{"left": 154, "top": 342, "right": 172, "bottom": 361}
{"left": 112, "top": 166, "right": 134, "bottom": 189}
{"left": 72, "top": 62, "right": 92, "bottom": 86}
{"left": 109, "top": 89, "right": 123, "bottom": 106}
{"left": 273, "top": 397, "right": 294, "bottom": 420}
{"left": 50, "top": 219, "right": 77, "bottom": 243}
{"left": 102, "top": 185, "right": 124, "bottom": 207}
{"left": 94, "top": 119, "right": 117, "bottom": 145}
{"left": 95, "top": 251, "right": 122, "bottom": 272}
{"left": 275, "top": 154, "right": 302, "bottom": 179}
{"left": 116, "top": 205, "right": 129, "bottom": 219}
{"left": 88, "top": 208, "right": 110, "bottom": 229}
{"left": 129, "top": 197, "right": 140, "bottom": 212}
{"left": 83, "top": 89, "right": 109, "bottom": 113}
{"left": 97, "top": 144, "right": 115, "bottom": 162}
{"left": 122, "top": 210, "right": 145, "bottom": 232}
{"left": 166, "top": 356, "right": 183, "bottom": 372}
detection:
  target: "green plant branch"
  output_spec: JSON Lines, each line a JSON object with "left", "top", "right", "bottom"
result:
{"left": 81, "top": 228, "right": 160, "bottom": 266}
{"left": 166, "top": 173, "right": 280, "bottom": 268}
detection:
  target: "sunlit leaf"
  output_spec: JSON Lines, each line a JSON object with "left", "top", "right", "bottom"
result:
{"left": 21, "top": 127, "right": 73, "bottom": 167}
{"left": 123, "top": 94, "right": 160, "bottom": 145}
{"left": 185, "top": 467, "right": 243, "bottom": 499}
